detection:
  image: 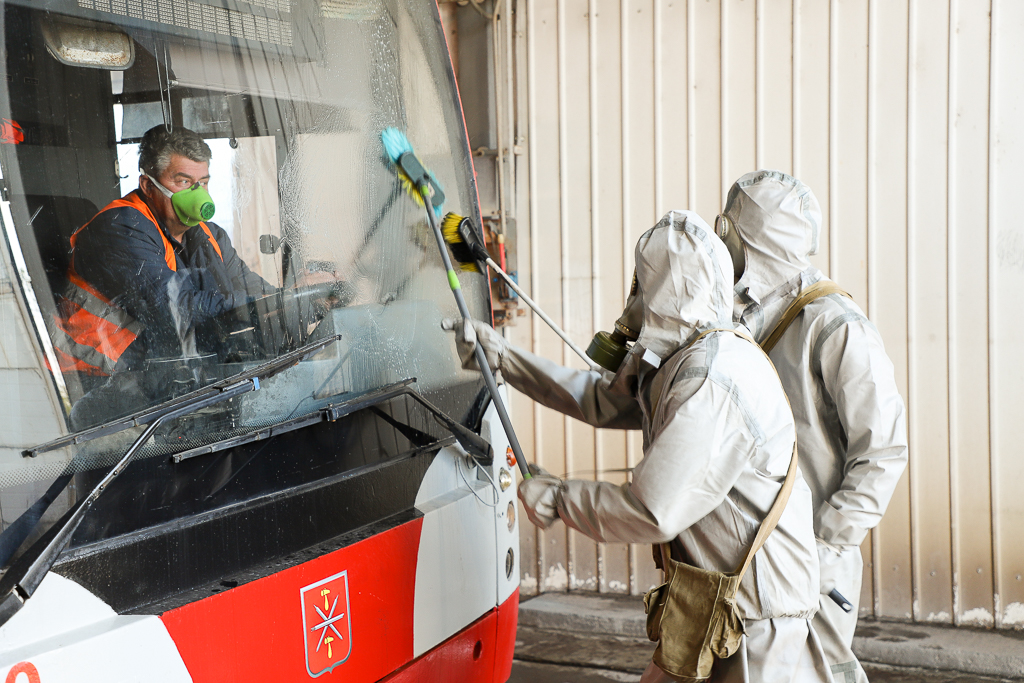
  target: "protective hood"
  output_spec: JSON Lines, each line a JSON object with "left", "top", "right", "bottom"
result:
{"left": 610, "top": 210, "right": 735, "bottom": 393}
{"left": 724, "top": 170, "right": 821, "bottom": 305}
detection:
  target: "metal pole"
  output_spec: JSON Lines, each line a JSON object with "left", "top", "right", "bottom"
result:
{"left": 422, "top": 199, "right": 532, "bottom": 480}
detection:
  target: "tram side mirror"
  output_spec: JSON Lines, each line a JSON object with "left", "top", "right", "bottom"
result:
{"left": 260, "top": 234, "right": 282, "bottom": 254}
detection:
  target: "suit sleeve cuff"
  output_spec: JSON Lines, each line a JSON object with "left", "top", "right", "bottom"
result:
{"left": 816, "top": 500, "right": 869, "bottom": 547}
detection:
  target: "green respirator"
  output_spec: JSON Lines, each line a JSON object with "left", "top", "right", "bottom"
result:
{"left": 146, "top": 173, "right": 216, "bottom": 226}
{"left": 586, "top": 271, "right": 642, "bottom": 372}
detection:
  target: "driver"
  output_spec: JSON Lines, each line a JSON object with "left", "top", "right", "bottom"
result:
{"left": 53, "top": 125, "right": 275, "bottom": 382}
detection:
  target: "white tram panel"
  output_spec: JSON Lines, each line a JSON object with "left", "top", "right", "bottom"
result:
{"left": 412, "top": 388, "right": 519, "bottom": 657}
{"left": 479, "top": 387, "right": 521, "bottom": 607}
{"left": 0, "top": 573, "right": 192, "bottom": 682}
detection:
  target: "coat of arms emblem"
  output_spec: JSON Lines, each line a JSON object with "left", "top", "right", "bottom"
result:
{"left": 300, "top": 570, "right": 352, "bottom": 677}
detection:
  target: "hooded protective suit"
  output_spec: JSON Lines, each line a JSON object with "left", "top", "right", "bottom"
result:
{"left": 450, "top": 211, "right": 831, "bottom": 683}
{"left": 724, "top": 171, "right": 909, "bottom": 683}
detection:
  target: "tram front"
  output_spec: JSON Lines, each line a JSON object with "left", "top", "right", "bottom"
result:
{"left": 0, "top": 1, "right": 520, "bottom": 680}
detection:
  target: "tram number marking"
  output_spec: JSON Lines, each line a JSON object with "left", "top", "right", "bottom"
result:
{"left": 6, "top": 662, "right": 40, "bottom": 683}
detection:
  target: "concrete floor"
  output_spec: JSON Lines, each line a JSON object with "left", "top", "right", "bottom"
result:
{"left": 509, "top": 625, "right": 1021, "bottom": 683}
{"left": 508, "top": 660, "right": 1021, "bottom": 682}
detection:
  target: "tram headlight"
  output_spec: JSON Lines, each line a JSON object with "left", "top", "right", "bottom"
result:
{"left": 506, "top": 501, "right": 516, "bottom": 531}
{"left": 498, "top": 468, "right": 512, "bottom": 491}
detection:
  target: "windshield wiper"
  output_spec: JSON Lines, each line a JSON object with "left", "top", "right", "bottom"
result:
{"left": 0, "top": 336, "right": 340, "bottom": 628}
{"left": 171, "top": 378, "right": 419, "bottom": 463}
{"left": 23, "top": 336, "right": 340, "bottom": 459}
{"left": 174, "top": 378, "right": 493, "bottom": 505}
{"left": 171, "top": 378, "right": 493, "bottom": 466}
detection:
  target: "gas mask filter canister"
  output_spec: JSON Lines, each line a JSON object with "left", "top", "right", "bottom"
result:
{"left": 586, "top": 271, "right": 643, "bottom": 372}
{"left": 145, "top": 173, "right": 216, "bottom": 227}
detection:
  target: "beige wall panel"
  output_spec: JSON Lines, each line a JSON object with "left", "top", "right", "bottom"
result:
{"left": 757, "top": 0, "right": 794, "bottom": 173}
{"left": 559, "top": 0, "right": 598, "bottom": 357}
{"left": 948, "top": 0, "right": 995, "bottom": 627}
{"left": 722, "top": 0, "right": 756, "bottom": 198}
{"left": 990, "top": 0, "right": 1024, "bottom": 629}
{"left": 907, "top": 0, "right": 953, "bottom": 623}
{"left": 511, "top": 0, "right": 1024, "bottom": 628}
{"left": 593, "top": 0, "right": 632, "bottom": 594}
{"left": 527, "top": 0, "right": 573, "bottom": 592}
{"left": 867, "top": 0, "right": 913, "bottom": 620}
{"left": 594, "top": 0, "right": 633, "bottom": 594}
{"left": 831, "top": 0, "right": 869, "bottom": 302}
{"left": 658, "top": 0, "right": 690, "bottom": 212}
{"left": 558, "top": 0, "right": 601, "bottom": 591}
{"left": 793, "top": 0, "right": 831, "bottom": 276}
{"left": 690, "top": 0, "right": 723, "bottom": 219}
{"left": 625, "top": 0, "right": 656, "bottom": 241}
{"left": 859, "top": 532, "right": 874, "bottom": 615}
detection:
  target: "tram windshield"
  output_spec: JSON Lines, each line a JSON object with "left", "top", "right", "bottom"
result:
{"left": 0, "top": 0, "right": 485, "bottom": 558}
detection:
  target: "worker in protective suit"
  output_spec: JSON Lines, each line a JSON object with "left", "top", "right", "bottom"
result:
{"left": 448, "top": 211, "right": 831, "bottom": 682}
{"left": 717, "top": 170, "right": 909, "bottom": 683}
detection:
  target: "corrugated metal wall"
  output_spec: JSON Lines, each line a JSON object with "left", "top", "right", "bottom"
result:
{"left": 506, "top": 0, "right": 1024, "bottom": 629}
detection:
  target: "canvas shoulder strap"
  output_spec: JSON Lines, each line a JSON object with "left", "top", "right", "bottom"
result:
{"left": 730, "top": 280, "right": 853, "bottom": 578}
{"left": 729, "top": 331, "right": 800, "bottom": 579}
{"left": 760, "top": 280, "right": 852, "bottom": 354}
{"left": 731, "top": 441, "right": 798, "bottom": 579}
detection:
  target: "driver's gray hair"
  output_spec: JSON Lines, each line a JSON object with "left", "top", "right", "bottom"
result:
{"left": 139, "top": 126, "right": 212, "bottom": 177}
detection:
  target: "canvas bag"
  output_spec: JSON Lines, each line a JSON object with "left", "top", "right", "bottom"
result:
{"left": 643, "top": 441, "right": 799, "bottom": 682}
{"left": 642, "top": 282, "right": 851, "bottom": 681}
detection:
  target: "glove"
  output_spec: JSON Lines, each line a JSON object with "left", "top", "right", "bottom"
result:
{"left": 441, "top": 317, "right": 508, "bottom": 373}
{"left": 517, "top": 465, "right": 563, "bottom": 530}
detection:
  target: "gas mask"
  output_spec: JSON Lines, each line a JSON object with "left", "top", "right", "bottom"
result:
{"left": 586, "top": 271, "right": 644, "bottom": 372}
{"left": 714, "top": 213, "right": 745, "bottom": 282}
{"left": 588, "top": 271, "right": 664, "bottom": 395}
{"left": 588, "top": 211, "right": 732, "bottom": 395}
{"left": 145, "top": 173, "right": 216, "bottom": 227}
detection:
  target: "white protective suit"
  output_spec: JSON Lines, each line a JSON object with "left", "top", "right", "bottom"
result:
{"left": 724, "top": 170, "right": 909, "bottom": 683}
{"left": 452, "top": 212, "right": 831, "bottom": 683}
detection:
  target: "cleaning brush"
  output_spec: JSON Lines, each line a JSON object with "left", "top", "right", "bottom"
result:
{"left": 381, "top": 127, "right": 532, "bottom": 480}
{"left": 442, "top": 212, "right": 597, "bottom": 369}
{"left": 380, "top": 128, "right": 446, "bottom": 217}
{"left": 441, "top": 212, "right": 489, "bottom": 273}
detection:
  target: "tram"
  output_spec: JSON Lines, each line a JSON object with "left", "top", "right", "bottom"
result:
{"left": 0, "top": 0, "right": 519, "bottom": 680}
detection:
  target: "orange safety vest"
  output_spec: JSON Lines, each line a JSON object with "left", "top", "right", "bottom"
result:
{"left": 52, "top": 192, "right": 224, "bottom": 376}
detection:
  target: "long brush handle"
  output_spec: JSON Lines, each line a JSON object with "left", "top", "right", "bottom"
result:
{"left": 484, "top": 257, "right": 596, "bottom": 369}
{"left": 423, "top": 200, "right": 532, "bottom": 480}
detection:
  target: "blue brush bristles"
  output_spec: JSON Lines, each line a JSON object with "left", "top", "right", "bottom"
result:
{"left": 380, "top": 127, "right": 445, "bottom": 217}
{"left": 381, "top": 127, "right": 413, "bottom": 163}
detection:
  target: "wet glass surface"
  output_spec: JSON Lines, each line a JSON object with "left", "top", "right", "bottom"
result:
{"left": 0, "top": 0, "right": 486, "bottom": 555}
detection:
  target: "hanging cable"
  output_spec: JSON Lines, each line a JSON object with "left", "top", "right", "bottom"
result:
{"left": 457, "top": 451, "right": 499, "bottom": 507}
{"left": 155, "top": 43, "right": 174, "bottom": 133}
{"left": 467, "top": 0, "right": 493, "bottom": 20}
